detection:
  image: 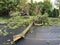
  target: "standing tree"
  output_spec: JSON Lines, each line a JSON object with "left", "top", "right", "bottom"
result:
{"left": 0, "top": 0, "right": 18, "bottom": 16}
{"left": 38, "top": 0, "right": 52, "bottom": 15}
{"left": 17, "top": 0, "right": 27, "bottom": 8}
{"left": 0, "top": 0, "right": 28, "bottom": 16}
{"left": 31, "top": 0, "right": 33, "bottom": 4}
{"left": 55, "top": 0, "right": 60, "bottom": 14}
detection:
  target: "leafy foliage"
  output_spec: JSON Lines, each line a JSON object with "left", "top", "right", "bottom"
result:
{"left": 0, "top": 0, "right": 28, "bottom": 16}
{"left": 35, "top": 13, "right": 49, "bottom": 25}
{"left": 52, "top": 8, "right": 59, "bottom": 17}
{"left": 7, "top": 12, "right": 34, "bottom": 29}
{"left": 38, "top": 0, "right": 52, "bottom": 15}
{"left": 48, "top": 8, "right": 59, "bottom": 17}
{"left": 29, "top": 0, "right": 52, "bottom": 16}
{"left": 0, "top": 29, "right": 8, "bottom": 36}
{"left": 0, "top": 0, "right": 18, "bottom": 16}
{"left": 29, "top": 2, "right": 38, "bottom": 15}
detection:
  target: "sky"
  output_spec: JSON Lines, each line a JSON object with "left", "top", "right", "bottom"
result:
{"left": 51, "top": 0, "right": 59, "bottom": 9}
{"left": 51, "top": 0, "right": 57, "bottom": 8}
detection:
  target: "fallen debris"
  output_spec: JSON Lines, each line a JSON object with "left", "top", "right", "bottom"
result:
{"left": 13, "top": 22, "right": 33, "bottom": 42}
{"left": 13, "top": 16, "right": 41, "bottom": 42}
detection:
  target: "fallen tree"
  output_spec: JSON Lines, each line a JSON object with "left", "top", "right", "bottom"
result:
{"left": 13, "top": 22, "right": 33, "bottom": 42}
{"left": 13, "top": 15, "right": 41, "bottom": 42}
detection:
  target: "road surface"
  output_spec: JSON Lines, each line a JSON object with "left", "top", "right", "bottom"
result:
{"left": 0, "top": 26, "right": 60, "bottom": 45}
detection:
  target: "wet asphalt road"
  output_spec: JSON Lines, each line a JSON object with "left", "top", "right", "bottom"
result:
{"left": 16, "top": 39, "right": 60, "bottom": 45}
{"left": 0, "top": 26, "right": 60, "bottom": 45}
{"left": 16, "top": 26, "right": 60, "bottom": 45}
{"left": 0, "top": 24, "right": 26, "bottom": 45}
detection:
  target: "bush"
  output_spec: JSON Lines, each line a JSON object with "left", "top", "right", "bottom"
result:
{"left": 29, "top": 3, "right": 36, "bottom": 16}
{"left": 35, "top": 13, "right": 49, "bottom": 25}
{"left": 52, "top": 8, "right": 59, "bottom": 17}
{"left": 48, "top": 8, "right": 59, "bottom": 17}
{"left": 0, "top": 0, "right": 17, "bottom": 16}
{"left": 38, "top": 1, "right": 52, "bottom": 15}
{"left": 7, "top": 12, "right": 34, "bottom": 29}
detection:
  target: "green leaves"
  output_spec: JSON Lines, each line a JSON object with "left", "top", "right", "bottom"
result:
{"left": 35, "top": 13, "right": 49, "bottom": 25}
{"left": 0, "top": 29, "right": 8, "bottom": 36}
{"left": 0, "top": 0, "right": 18, "bottom": 15}
{"left": 7, "top": 12, "right": 34, "bottom": 29}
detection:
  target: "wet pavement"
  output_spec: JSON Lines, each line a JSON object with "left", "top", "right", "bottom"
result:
{"left": 25, "top": 26, "right": 60, "bottom": 40}
{"left": 16, "top": 39, "right": 60, "bottom": 45}
{"left": 0, "top": 24, "right": 26, "bottom": 45}
{"left": 0, "top": 26, "right": 60, "bottom": 45}
{"left": 16, "top": 26, "right": 60, "bottom": 45}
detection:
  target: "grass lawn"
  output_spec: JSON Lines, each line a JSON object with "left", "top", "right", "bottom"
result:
{"left": 48, "top": 17, "right": 60, "bottom": 26}
{"left": 0, "top": 16, "right": 60, "bottom": 26}
{"left": 0, "top": 17, "right": 9, "bottom": 24}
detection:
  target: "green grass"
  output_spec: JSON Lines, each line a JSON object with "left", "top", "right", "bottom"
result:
{"left": 0, "top": 16, "right": 60, "bottom": 26}
{"left": 0, "top": 17, "right": 9, "bottom": 24}
{"left": 48, "top": 17, "right": 60, "bottom": 26}
{"left": 6, "top": 16, "right": 35, "bottom": 29}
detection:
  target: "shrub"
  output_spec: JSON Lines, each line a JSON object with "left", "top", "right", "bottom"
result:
{"left": 0, "top": 0, "right": 17, "bottom": 16}
{"left": 52, "top": 8, "right": 59, "bottom": 17}
{"left": 7, "top": 12, "right": 34, "bottom": 29}
{"left": 48, "top": 8, "right": 59, "bottom": 17}
{"left": 35, "top": 13, "right": 49, "bottom": 25}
